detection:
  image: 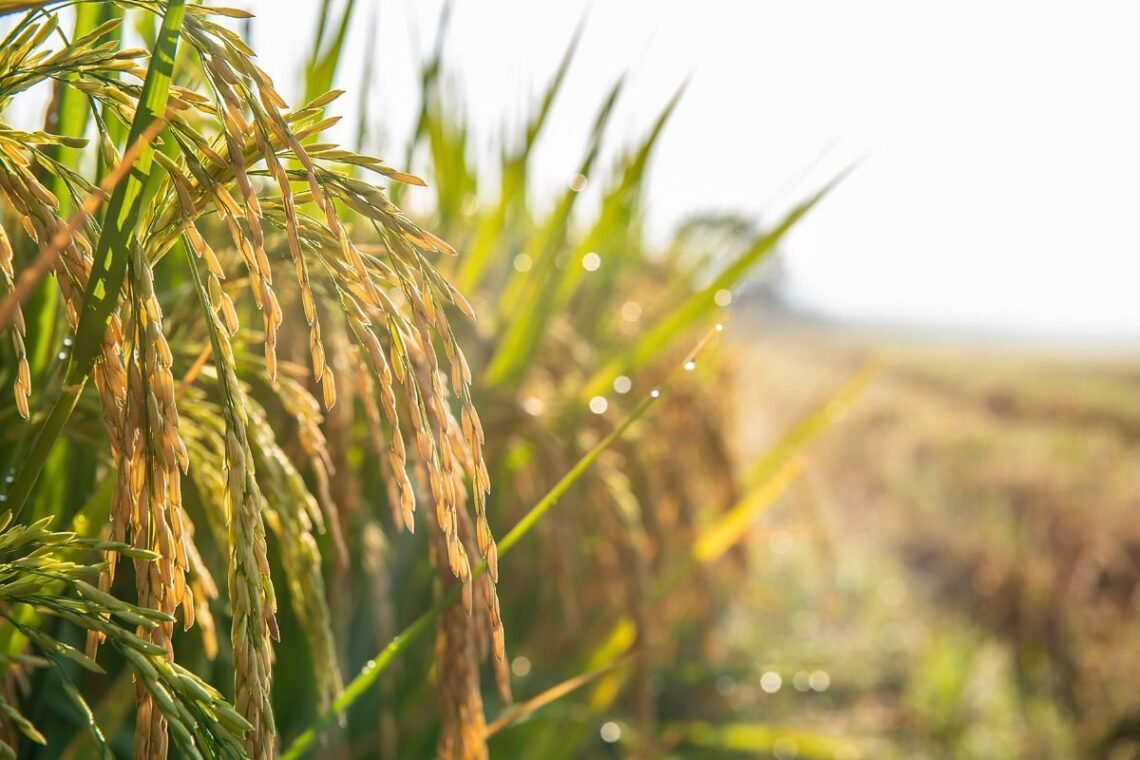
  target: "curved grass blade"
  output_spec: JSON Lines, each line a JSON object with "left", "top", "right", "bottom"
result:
{"left": 304, "top": 0, "right": 358, "bottom": 106}
{"left": 583, "top": 172, "right": 850, "bottom": 399}
{"left": 456, "top": 19, "right": 584, "bottom": 290}
{"left": 742, "top": 357, "right": 882, "bottom": 490}
{"left": 2, "top": 0, "right": 186, "bottom": 517}
{"left": 484, "top": 653, "right": 636, "bottom": 738}
{"left": 682, "top": 357, "right": 883, "bottom": 571}
{"left": 65, "top": 0, "right": 183, "bottom": 379}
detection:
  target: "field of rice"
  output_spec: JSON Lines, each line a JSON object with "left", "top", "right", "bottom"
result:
{"left": 719, "top": 310, "right": 1140, "bottom": 758}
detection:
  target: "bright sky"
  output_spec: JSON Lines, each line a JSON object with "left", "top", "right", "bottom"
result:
{"left": 38, "top": 1, "right": 1140, "bottom": 337}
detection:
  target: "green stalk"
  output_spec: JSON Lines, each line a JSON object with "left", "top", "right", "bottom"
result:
{"left": 4, "top": 0, "right": 186, "bottom": 518}
{"left": 3, "top": 388, "right": 83, "bottom": 516}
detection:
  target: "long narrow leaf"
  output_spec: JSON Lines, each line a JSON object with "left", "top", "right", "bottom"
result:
{"left": 455, "top": 20, "right": 584, "bottom": 290}
{"left": 484, "top": 653, "right": 635, "bottom": 737}
{"left": 303, "top": 0, "right": 357, "bottom": 106}
{"left": 484, "top": 76, "right": 625, "bottom": 386}
{"left": 583, "top": 173, "right": 849, "bottom": 399}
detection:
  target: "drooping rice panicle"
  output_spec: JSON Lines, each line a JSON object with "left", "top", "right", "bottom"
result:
{"left": 244, "top": 394, "right": 343, "bottom": 713}
{"left": 0, "top": 223, "right": 28, "bottom": 418}
{"left": 116, "top": 243, "right": 193, "bottom": 760}
{"left": 272, "top": 372, "right": 346, "bottom": 564}
{"left": 0, "top": 516, "right": 249, "bottom": 759}
{"left": 430, "top": 504, "right": 489, "bottom": 760}
{"left": 185, "top": 247, "right": 277, "bottom": 759}
{"left": 0, "top": 4, "right": 527, "bottom": 757}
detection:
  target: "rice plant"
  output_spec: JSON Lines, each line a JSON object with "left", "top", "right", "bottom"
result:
{"left": 0, "top": 1, "right": 499, "bottom": 754}
{"left": 273, "top": 5, "right": 851, "bottom": 758}
{"left": 0, "top": 2, "right": 849, "bottom": 758}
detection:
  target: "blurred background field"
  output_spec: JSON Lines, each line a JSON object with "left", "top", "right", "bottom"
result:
{"left": 713, "top": 301, "right": 1140, "bottom": 758}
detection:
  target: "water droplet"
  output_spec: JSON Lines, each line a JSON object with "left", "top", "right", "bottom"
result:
{"left": 715, "top": 289, "right": 733, "bottom": 307}
{"left": 569, "top": 173, "right": 588, "bottom": 192}
{"left": 599, "top": 721, "right": 621, "bottom": 743}
{"left": 649, "top": 389, "right": 661, "bottom": 399}
{"left": 613, "top": 375, "right": 632, "bottom": 394}
{"left": 620, "top": 301, "right": 642, "bottom": 322}
{"left": 588, "top": 396, "right": 608, "bottom": 414}
{"left": 511, "top": 656, "right": 532, "bottom": 677}
{"left": 58, "top": 351, "right": 67, "bottom": 360}
{"left": 0, "top": 494, "right": 6, "bottom": 503}
{"left": 62, "top": 337, "right": 73, "bottom": 347}
{"left": 582, "top": 252, "right": 601, "bottom": 271}
{"left": 3, "top": 474, "right": 13, "bottom": 483}
{"left": 513, "top": 253, "right": 533, "bottom": 272}
{"left": 760, "top": 671, "right": 782, "bottom": 694}
{"left": 684, "top": 360, "right": 696, "bottom": 371}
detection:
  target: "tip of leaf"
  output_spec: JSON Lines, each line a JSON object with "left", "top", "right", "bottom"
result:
{"left": 206, "top": 6, "right": 255, "bottom": 19}
{"left": 388, "top": 171, "right": 427, "bottom": 187}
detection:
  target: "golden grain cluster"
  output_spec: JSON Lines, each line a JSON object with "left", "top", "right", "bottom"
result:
{"left": 0, "top": 2, "right": 505, "bottom": 756}
{"left": 0, "top": 1, "right": 819, "bottom": 756}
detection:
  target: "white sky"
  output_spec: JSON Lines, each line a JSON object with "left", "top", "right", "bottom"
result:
{"left": 27, "top": 1, "right": 1140, "bottom": 337}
